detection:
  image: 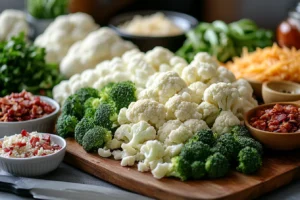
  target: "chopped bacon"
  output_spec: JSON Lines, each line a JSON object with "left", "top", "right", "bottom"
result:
{"left": 0, "top": 90, "right": 55, "bottom": 122}
{"left": 250, "top": 104, "right": 300, "bottom": 133}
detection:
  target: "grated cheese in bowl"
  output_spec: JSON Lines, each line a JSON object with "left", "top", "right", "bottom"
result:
{"left": 0, "top": 130, "right": 61, "bottom": 158}
{"left": 119, "top": 12, "right": 183, "bottom": 36}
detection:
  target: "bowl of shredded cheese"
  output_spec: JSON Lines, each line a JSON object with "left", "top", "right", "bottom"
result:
{"left": 226, "top": 44, "right": 300, "bottom": 99}
{"left": 109, "top": 10, "right": 198, "bottom": 51}
{"left": 0, "top": 130, "right": 66, "bottom": 176}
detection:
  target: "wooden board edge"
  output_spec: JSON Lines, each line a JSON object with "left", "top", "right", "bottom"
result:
{"left": 64, "top": 150, "right": 183, "bottom": 200}
{"left": 64, "top": 150, "right": 300, "bottom": 200}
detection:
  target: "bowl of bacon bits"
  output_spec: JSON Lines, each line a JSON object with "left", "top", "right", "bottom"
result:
{"left": 0, "top": 90, "right": 60, "bottom": 137}
{"left": 245, "top": 102, "right": 300, "bottom": 150}
{"left": 0, "top": 130, "right": 66, "bottom": 176}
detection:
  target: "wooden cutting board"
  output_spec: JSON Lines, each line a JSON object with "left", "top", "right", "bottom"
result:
{"left": 64, "top": 138, "right": 300, "bottom": 200}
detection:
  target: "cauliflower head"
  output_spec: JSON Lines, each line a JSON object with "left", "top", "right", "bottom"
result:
{"left": 35, "top": 12, "right": 99, "bottom": 63}
{"left": 0, "top": 10, "right": 29, "bottom": 41}
{"left": 60, "top": 27, "right": 136, "bottom": 77}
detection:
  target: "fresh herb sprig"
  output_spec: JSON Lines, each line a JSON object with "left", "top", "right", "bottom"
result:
{"left": 0, "top": 33, "right": 64, "bottom": 97}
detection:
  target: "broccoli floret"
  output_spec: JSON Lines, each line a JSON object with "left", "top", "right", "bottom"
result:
{"left": 74, "top": 118, "right": 95, "bottom": 145}
{"left": 83, "top": 108, "right": 96, "bottom": 119}
{"left": 84, "top": 97, "right": 101, "bottom": 111}
{"left": 231, "top": 125, "right": 251, "bottom": 138}
{"left": 56, "top": 114, "right": 78, "bottom": 138}
{"left": 62, "top": 94, "right": 84, "bottom": 119}
{"left": 94, "top": 103, "right": 118, "bottom": 130}
{"left": 235, "top": 136, "right": 263, "bottom": 155}
{"left": 100, "top": 81, "right": 137, "bottom": 113}
{"left": 189, "top": 129, "right": 216, "bottom": 146}
{"left": 212, "top": 133, "right": 240, "bottom": 161}
{"left": 180, "top": 141, "right": 212, "bottom": 162}
{"left": 74, "top": 87, "right": 99, "bottom": 105}
{"left": 236, "top": 147, "right": 262, "bottom": 174}
{"left": 205, "top": 152, "right": 230, "bottom": 178}
{"left": 170, "top": 156, "right": 191, "bottom": 181}
{"left": 82, "top": 126, "right": 112, "bottom": 152}
{"left": 83, "top": 97, "right": 103, "bottom": 119}
{"left": 191, "top": 161, "right": 206, "bottom": 179}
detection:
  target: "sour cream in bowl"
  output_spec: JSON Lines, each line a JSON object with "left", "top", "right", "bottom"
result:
{"left": 0, "top": 130, "right": 66, "bottom": 176}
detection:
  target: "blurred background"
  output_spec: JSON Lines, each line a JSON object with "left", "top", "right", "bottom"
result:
{"left": 0, "top": 0, "right": 298, "bottom": 30}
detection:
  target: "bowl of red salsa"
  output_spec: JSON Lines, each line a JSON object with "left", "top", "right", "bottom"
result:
{"left": 0, "top": 91, "right": 60, "bottom": 137}
{"left": 245, "top": 101, "right": 300, "bottom": 150}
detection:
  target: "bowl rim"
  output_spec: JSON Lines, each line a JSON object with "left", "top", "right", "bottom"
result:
{"left": 263, "top": 81, "right": 300, "bottom": 97}
{"left": 244, "top": 102, "right": 300, "bottom": 135}
{"left": 109, "top": 9, "right": 199, "bottom": 39}
{"left": 0, "top": 95, "right": 60, "bottom": 124}
{"left": 0, "top": 133, "right": 66, "bottom": 160}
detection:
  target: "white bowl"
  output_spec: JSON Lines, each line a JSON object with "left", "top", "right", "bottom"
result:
{"left": 0, "top": 96, "right": 60, "bottom": 138}
{"left": 0, "top": 134, "right": 66, "bottom": 176}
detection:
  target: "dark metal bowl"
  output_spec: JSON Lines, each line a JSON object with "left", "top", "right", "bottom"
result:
{"left": 109, "top": 10, "right": 198, "bottom": 52}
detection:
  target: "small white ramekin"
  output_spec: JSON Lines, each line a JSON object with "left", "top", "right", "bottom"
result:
{"left": 0, "top": 134, "right": 66, "bottom": 176}
{"left": 0, "top": 96, "right": 60, "bottom": 138}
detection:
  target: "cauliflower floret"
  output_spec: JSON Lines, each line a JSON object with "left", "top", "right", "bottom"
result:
{"left": 139, "top": 71, "right": 187, "bottom": 104}
{"left": 203, "top": 82, "right": 240, "bottom": 112}
{"left": 232, "top": 79, "right": 258, "bottom": 116}
{"left": 151, "top": 163, "right": 172, "bottom": 179}
{"left": 198, "top": 102, "right": 221, "bottom": 127}
{"left": 163, "top": 143, "right": 184, "bottom": 162}
{"left": 187, "top": 82, "right": 208, "bottom": 104}
{"left": 157, "top": 120, "right": 192, "bottom": 146}
{"left": 114, "top": 124, "right": 133, "bottom": 143}
{"left": 98, "top": 148, "right": 112, "bottom": 157}
{"left": 52, "top": 80, "right": 71, "bottom": 105}
{"left": 121, "top": 155, "right": 136, "bottom": 166}
{"left": 93, "top": 71, "right": 132, "bottom": 90}
{"left": 112, "top": 150, "right": 123, "bottom": 160}
{"left": 127, "top": 56, "right": 156, "bottom": 88}
{"left": 192, "top": 52, "right": 218, "bottom": 68}
{"left": 182, "top": 61, "right": 218, "bottom": 85}
{"left": 138, "top": 140, "right": 165, "bottom": 172}
{"left": 60, "top": 27, "right": 136, "bottom": 77}
{"left": 145, "top": 46, "right": 174, "bottom": 71}
{"left": 183, "top": 119, "right": 209, "bottom": 134}
{"left": 216, "top": 66, "right": 236, "bottom": 83}
{"left": 106, "top": 138, "right": 122, "bottom": 150}
{"left": 35, "top": 13, "right": 99, "bottom": 63}
{"left": 0, "top": 10, "right": 29, "bottom": 41}
{"left": 125, "top": 99, "right": 166, "bottom": 128}
{"left": 121, "top": 121, "right": 156, "bottom": 153}
{"left": 117, "top": 108, "right": 131, "bottom": 125}
{"left": 165, "top": 92, "right": 202, "bottom": 121}
{"left": 212, "top": 111, "right": 240, "bottom": 134}
{"left": 169, "top": 56, "right": 188, "bottom": 76}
